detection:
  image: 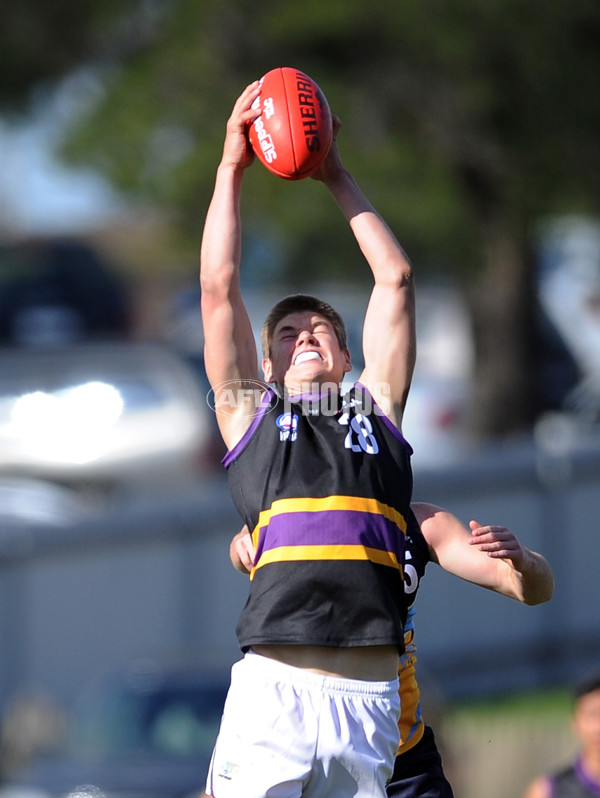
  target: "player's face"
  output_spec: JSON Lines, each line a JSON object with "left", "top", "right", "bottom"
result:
{"left": 262, "top": 311, "right": 351, "bottom": 394}
{"left": 573, "top": 689, "right": 600, "bottom": 756}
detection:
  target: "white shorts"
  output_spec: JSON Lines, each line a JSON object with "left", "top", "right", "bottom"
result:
{"left": 206, "top": 650, "right": 400, "bottom": 798}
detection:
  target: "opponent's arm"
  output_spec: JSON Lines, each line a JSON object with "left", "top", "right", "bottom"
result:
{"left": 230, "top": 503, "right": 555, "bottom": 605}
{"left": 230, "top": 525, "right": 255, "bottom": 574}
{"left": 412, "top": 502, "right": 555, "bottom": 605}
{"left": 312, "top": 123, "right": 415, "bottom": 428}
{"left": 200, "top": 82, "right": 263, "bottom": 449}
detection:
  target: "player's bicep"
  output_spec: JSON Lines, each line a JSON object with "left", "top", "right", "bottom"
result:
{"left": 202, "top": 290, "right": 259, "bottom": 388}
{"left": 201, "top": 291, "right": 263, "bottom": 447}
{"left": 359, "top": 282, "right": 416, "bottom": 423}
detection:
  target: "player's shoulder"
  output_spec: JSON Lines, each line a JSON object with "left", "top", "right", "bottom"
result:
{"left": 348, "top": 374, "right": 399, "bottom": 426}
{"left": 521, "top": 774, "right": 553, "bottom": 798}
{"left": 216, "top": 383, "right": 276, "bottom": 452}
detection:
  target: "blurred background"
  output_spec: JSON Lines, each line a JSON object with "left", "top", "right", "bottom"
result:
{"left": 0, "top": 2, "right": 599, "bottom": 797}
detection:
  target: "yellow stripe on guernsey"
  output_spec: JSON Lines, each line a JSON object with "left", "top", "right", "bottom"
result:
{"left": 397, "top": 629, "right": 425, "bottom": 753}
{"left": 255, "top": 544, "right": 402, "bottom": 570}
{"left": 250, "top": 495, "right": 407, "bottom": 579}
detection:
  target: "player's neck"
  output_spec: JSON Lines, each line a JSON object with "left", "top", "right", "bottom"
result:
{"left": 282, "top": 380, "right": 342, "bottom": 400}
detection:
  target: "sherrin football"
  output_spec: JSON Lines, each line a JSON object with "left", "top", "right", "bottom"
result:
{"left": 247, "top": 67, "right": 333, "bottom": 180}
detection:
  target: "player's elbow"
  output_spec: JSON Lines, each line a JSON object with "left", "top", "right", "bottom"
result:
{"left": 200, "top": 266, "right": 231, "bottom": 298}
{"left": 522, "top": 574, "right": 555, "bottom": 606}
{"left": 518, "top": 553, "right": 555, "bottom": 606}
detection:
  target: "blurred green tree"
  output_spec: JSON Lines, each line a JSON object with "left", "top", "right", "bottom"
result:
{"left": 0, "top": 0, "right": 145, "bottom": 108}
{"left": 2, "top": 0, "right": 599, "bottom": 438}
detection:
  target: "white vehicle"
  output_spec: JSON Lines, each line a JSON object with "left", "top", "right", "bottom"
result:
{"left": 0, "top": 342, "right": 219, "bottom": 495}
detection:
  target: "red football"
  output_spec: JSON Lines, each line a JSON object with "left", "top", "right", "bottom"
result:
{"left": 247, "top": 67, "right": 333, "bottom": 180}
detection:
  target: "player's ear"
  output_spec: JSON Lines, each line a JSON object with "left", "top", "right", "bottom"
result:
{"left": 342, "top": 348, "right": 352, "bottom": 373}
{"left": 262, "top": 357, "right": 273, "bottom": 383}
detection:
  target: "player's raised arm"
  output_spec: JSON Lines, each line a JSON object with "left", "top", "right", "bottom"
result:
{"left": 200, "top": 82, "right": 263, "bottom": 449}
{"left": 312, "top": 125, "right": 416, "bottom": 429}
{"left": 412, "top": 502, "right": 555, "bottom": 605}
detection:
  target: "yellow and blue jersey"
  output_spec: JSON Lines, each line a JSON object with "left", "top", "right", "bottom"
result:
{"left": 397, "top": 509, "right": 431, "bottom": 754}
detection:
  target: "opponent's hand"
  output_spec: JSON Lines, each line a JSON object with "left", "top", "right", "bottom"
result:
{"left": 221, "top": 81, "right": 261, "bottom": 171}
{"left": 230, "top": 526, "right": 256, "bottom": 574}
{"left": 468, "top": 520, "right": 529, "bottom": 571}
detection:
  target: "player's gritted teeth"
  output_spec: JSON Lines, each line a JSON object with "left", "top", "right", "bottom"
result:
{"left": 294, "top": 351, "right": 323, "bottom": 366}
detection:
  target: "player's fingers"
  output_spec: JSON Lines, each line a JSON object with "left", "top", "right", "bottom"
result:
{"left": 469, "top": 524, "right": 511, "bottom": 539}
{"left": 468, "top": 523, "right": 498, "bottom": 542}
{"left": 228, "top": 82, "right": 261, "bottom": 123}
{"left": 234, "top": 535, "right": 256, "bottom": 572}
{"left": 238, "top": 80, "right": 261, "bottom": 105}
{"left": 242, "top": 536, "right": 256, "bottom": 565}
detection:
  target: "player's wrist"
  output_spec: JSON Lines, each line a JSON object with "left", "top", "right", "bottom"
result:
{"left": 217, "top": 152, "right": 250, "bottom": 175}
{"left": 322, "top": 164, "right": 353, "bottom": 189}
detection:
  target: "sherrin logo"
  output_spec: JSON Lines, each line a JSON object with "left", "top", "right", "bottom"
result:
{"left": 251, "top": 93, "right": 277, "bottom": 163}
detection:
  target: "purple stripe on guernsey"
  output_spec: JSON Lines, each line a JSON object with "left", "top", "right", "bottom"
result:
{"left": 254, "top": 509, "right": 406, "bottom": 564}
{"left": 355, "top": 381, "right": 413, "bottom": 453}
{"left": 222, "top": 387, "right": 277, "bottom": 468}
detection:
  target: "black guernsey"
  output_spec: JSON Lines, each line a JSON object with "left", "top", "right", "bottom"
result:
{"left": 223, "top": 383, "right": 414, "bottom": 653}
{"left": 551, "top": 761, "right": 600, "bottom": 797}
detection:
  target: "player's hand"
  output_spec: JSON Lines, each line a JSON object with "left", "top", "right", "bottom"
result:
{"left": 468, "top": 520, "right": 529, "bottom": 571}
{"left": 230, "top": 525, "right": 256, "bottom": 574}
{"left": 311, "top": 115, "right": 344, "bottom": 183}
{"left": 221, "top": 81, "right": 261, "bottom": 171}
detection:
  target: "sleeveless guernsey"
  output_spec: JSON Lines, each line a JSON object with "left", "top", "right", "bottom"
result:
{"left": 551, "top": 761, "right": 600, "bottom": 797}
{"left": 223, "top": 383, "right": 414, "bottom": 653}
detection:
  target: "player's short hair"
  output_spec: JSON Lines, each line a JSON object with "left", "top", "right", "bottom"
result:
{"left": 574, "top": 671, "right": 600, "bottom": 702}
{"left": 261, "top": 294, "right": 348, "bottom": 358}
